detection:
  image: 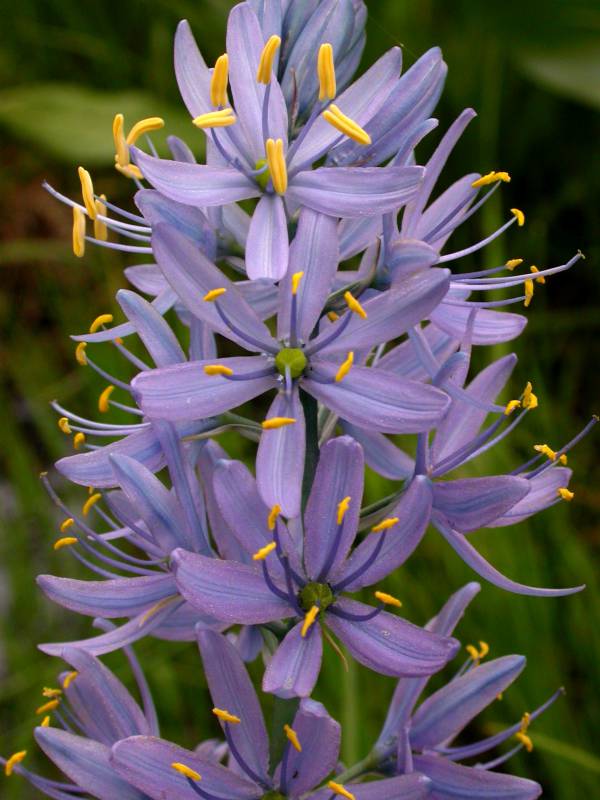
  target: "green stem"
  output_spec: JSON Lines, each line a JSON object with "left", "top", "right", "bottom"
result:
{"left": 341, "top": 655, "right": 360, "bottom": 767}
{"left": 300, "top": 389, "right": 319, "bottom": 511}
{"left": 333, "top": 749, "right": 382, "bottom": 785}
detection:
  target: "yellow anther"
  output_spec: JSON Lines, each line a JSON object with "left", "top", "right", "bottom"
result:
{"left": 75, "top": 341, "right": 88, "bottom": 365}
{"left": 466, "top": 644, "right": 479, "bottom": 660}
{"left": 505, "top": 258, "right": 523, "bottom": 270}
{"left": 40, "top": 716, "right": 51, "bottom": 727}
{"left": 89, "top": 313, "right": 113, "bottom": 333}
{"left": 559, "top": 454, "right": 568, "bottom": 465}
{"left": 82, "top": 492, "right": 102, "bottom": 516}
{"left": 113, "top": 113, "right": 129, "bottom": 167}
{"left": 337, "top": 496, "right": 351, "bottom": 525}
{"left": 257, "top": 35, "right": 281, "bottom": 84}
{"left": 72, "top": 206, "right": 86, "bottom": 258}
{"left": 268, "top": 504, "right": 281, "bottom": 531}
{"left": 291, "top": 271, "right": 305, "bottom": 295}
{"left": 371, "top": 517, "right": 399, "bottom": 533}
{"left": 301, "top": 605, "right": 320, "bottom": 638}
{"left": 521, "top": 382, "right": 538, "bottom": 411}
{"left": 73, "top": 432, "right": 86, "bottom": 450}
{"left": 328, "top": 781, "right": 356, "bottom": 800}
{"left": 42, "top": 687, "right": 62, "bottom": 698}
{"left": 530, "top": 265, "right": 546, "bottom": 284}
{"left": 511, "top": 208, "right": 525, "bottom": 226}
{"left": 4, "top": 751, "right": 26, "bottom": 777}
{"left": 58, "top": 417, "right": 72, "bottom": 434}
{"left": 497, "top": 692, "right": 504, "bottom": 701}
{"left": 78, "top": 166, "right": 97, "bottom": 219}
{"left": 60, "top": 517, "right": 75, "bottom": 533}
{"left": 88, "top": 485, "right": 95, "bottom": 494}
{"left": 36, "top": 699, "right": 60, "bottom": 715}
{"left": 115, "top": 161, "right": 144, "bottom": 180}
{"left": 203, "top": 288, "right": 227, "bottom": 302}
{"left": 126, "top": 117, "right": 165, "bottom": 146}
{"left": 171, "top": 762, "right": 202, "bottom": 782}
{"left": 478, "top": 640, "right": 490, "bottom": 658}
{"left": 504, "top": 399, "right": 521, "bottom": 416}
{"left": 204, "top": 364, "right": 234, "bottom": 377}
{"left": 62, "top": 671, "right": 78, "bottom": 689}
{"left": 284, "top": 724, "right": 302, "bottom": 752}
{"left": 253, "top": 541, "right": 277, "bottom": 561}
{"left": 212, "top": 708, "right": 241, "bottom": 724}
{"left": 335, "top": 351, "right": 354, "bottom": 383}
{"left": 524, "top": 278, "right": 534, "bottom": 307}
{"left": 265, "top": 138, "right": 288, "bottom": 194}
{"left": 471, "top": 171, "right": 511, "bottom": 188}
{"left": 318, "top": 43, "right": 336, "bottom": 100}
{"left": 516, "top": 712, "right": 533, "bottom": 752}
{"left": 466, "top": 641, "right": 489, "bottom": 662}
{"left": 534, "top": 444, "right": 557, "bottom": 461}
{"left": 53, "top": 537, "right": 77, "bottom": 551}
{"left": 344, "top": 290, "right": 367, "bottom": 319}
{"left": 323, "top": 104, "right": 371, "bottom": 146}
{"left": 211, "top": 54, "right": 230, "bottom": 107}
{"left": 327, "top": 311, "right": 340, "bottom": 322}
{"left": 193, "top": 109, "right": 237, "bottom": 128}
{"left": 557, "top": 487, "right": 574, "bottom": 502}
{"left": 98, "top": 385, "right": 115, "bottom": 413}
{"left": 374, "top": 590, "right": 402, "bottom": 608}
{"left": 94, "top": 194, "right": 108, "bottom": 241}
{"left": 262, "top": 417, "right": 297, "bottom": 430}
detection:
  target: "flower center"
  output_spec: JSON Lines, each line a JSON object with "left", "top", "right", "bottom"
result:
{"left": 275, "top": 348, "right": 307, "bottom": 379}
{"left": 299, "top": 581, "right": 335, "bottom": 612}
{"left": 255, "top": 158, "right": 270, "bottom": 191}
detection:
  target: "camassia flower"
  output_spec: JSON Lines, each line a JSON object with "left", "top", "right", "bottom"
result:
{"left": 2, "top": 643, "right": 157, "bottom": 799}
{"left": 38, "top": 423, "right": 229, "bottom": 657}
{"left": 111, "top": 628, "right": 433, "bottom": 800}
{"left": 131, "top": 2, "right": 431, "bottom": 279}
{"left": 171, "top": 436, "right": 460, "bottom": 698}
{"left": 374, "top": 582, "right": 563, "bottom": 799}
{"left": 131, "top": 218, "right": 451, "bottom": 517}
{"left": 344, "top": 323, "right": 592, "bottom": 596}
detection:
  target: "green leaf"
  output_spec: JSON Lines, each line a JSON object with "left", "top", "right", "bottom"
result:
{"left": 518, "top": 43, "right": 600, "bottom": 109}
{"left": 0, "top": 83, "right": 199, "bottom": 165}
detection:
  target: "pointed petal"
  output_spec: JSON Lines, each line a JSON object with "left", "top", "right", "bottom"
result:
{"left": 111, "top": 736, "right": 259, "bottom": 800}
{"left": 433, "top": 476, "right": 531, "bottom": 532}
{"left": 133, "top": 356, "right": 276, "bottom": 421}
{"left": 430, "top": 303, "right": 527, "bottom": 345}
{"left": 37, "top": 573, "right": 177, "bottom": 619}
{"left": 413, "top": 755, "right": 541, "bottom": 800}
{"left": 132, "top": 148, "right": 260, "bottom": 206}
{"left": 151, "top": 222, "right": 276, "bottom": 349}
{"left": 411, "top": 655, "right": 526, "bottom": 749}
{"left": 304, "top": 435, "right": 364, "bottom": 580}
{"left": 197, "top": 630, "right": 270, "bottom": 784}
{"left": 434, "top": 517, "right": 585, "bottom": 596}
{"left": 246, "top": 193, "right": 289, "bottom": 280}
{"left": 125, "top": 264, "right": 169, "bottom": 296}
{"left": 303, "top": 364, "right": 449, "bottom": 433}
{"left": 116, "top": 289, "right": 186, "bottom": 367}
{"left": 378, "top": 325, "right": 459, "bottom": 380}
{"left": 174, "top": 19, "right": 212, "bottom": 117}
{"left": 489, "top": 468, "right": 572, "bottom": 527}
{"left": 287, "top": 166, "right": 424, "bottom": 218}
{"left": 34, "top": 729, "right": 146, "bottom": 800}
{"left": 135, "top": 188, "right": 217, "bottom": 258}
{"left": 327, "top": 598, "right": 459, "bottom": 677}
{"left": 172, "top": 549, "right": 292, "bottom": 623}
{"left": 334, "top": 475, "right": 432, "bottom": 590}
{"left": 426, "top": 582, "right": 482, "bottom": 636}
{"left": 277, "top": 209, "right": 339, "bottom": 342}
{"left": 256, "top": 388, "right": 305, "bottom": 518}
{"left": 262, "top": 620, "right": 323, "bottom": 699}
{"left": 238, "top": 279, "right": 279, "bottom": 320}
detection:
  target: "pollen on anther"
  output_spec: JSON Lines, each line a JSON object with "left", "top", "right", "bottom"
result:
{"left": 75, "top": 342, "right": 88, "bottom": 365}
{"left": 328, "top": 781, "right": 356, "bottom": 800}
{"left": 344, "top": 290, "right": 367, "bottom": 319}
{"left": 4, "top": 751, "right": 27, "bottom": 777}
{"left": 371, "top": 516, "right": 399, "bottom": 533}
{"left": 89, "top": 313, "right": 113, "bottom": 333}
{"left": 284, "top": 724, "right": 302, "bottom": 752}
{"left": 253, "top": 541, "right": 277, "bottom": 561}
{"left": 262, "top": 417, "right": 297, "bottom": 430}
{"left": 53, "top": 537, "right": 78, "bottom": 551}
{"left": 171, "top": 762, "right": 202, "bottom": 782}
{"left": 82, "top": 492, "right": 102, "bottom": 516}
{"left": 204, "top": 364, "right": 234, "bottom": 377}
{"left": 268, "top": 504, "right": 281, "bottom": 531}
{"left": 98, "top": 385, "right": 115, "bottom": 413}
{"left": 203, "top": 288, "right": 227, "bottom": 302}
{"left": 73, "top": 432, "right": 86, "bottom": 450}
{"left": 374, "top": 590, "right": 402, "bottom": 608}
{"left": 511, "top": 208, "right": 525, "bottom": 226}
{"left": 212, "top": 707, "right": 241, "bottom": 724}
{"left": 337, "top": 496, "right": 351, "bottom": 525}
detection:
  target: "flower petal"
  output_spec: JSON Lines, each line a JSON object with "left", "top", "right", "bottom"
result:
{"left": 124, "top": 263, "right": 169, "bottom": 296}
{"left": 303, "top": 364, "right": 449, "bottom": 433}
{"left": 413, "top": 755, "right": 541, "bottom": 800}
{"left": 327, "top": 598, "right": 459, "bottom": 677}
{"left": 246, "top": 193, "right": 289, "bottom": 280}
{"left": 116, "top": 289, "right": 186, "bottom": 367}
{"left": 489, "top": 468, "right": 572, "bottom": 527}
{"left": 214, "top": 458, "right": 272, "bottom": 556}
{"left": 197, "top": 630, "right": 270, "bottom": 784}
{"left": 174, "top": 19, "right": 212, "bottom": 117}
{"left": 433, "top": 476, "right": 531, "bottom": 532}
{"left": 172, "top": 549, "right": 292, "bottom": 623}
{"left": 135, "top": 188, "right": 217, "bottom": 257}
{"left": 287, "top": 166, "right": 424, "bottom": 218}
{"left": 304, "top": 435, "right": 364, "bottom": 581}
{"left": 340, "top": 423, "right": 415, "bottom": 480}
{"left": 262, "top": 620, "right": 323, "bottom": 700}
{"left": 133, "top": 356, "right": 276, "bottom": 421}
{"left": 430, "top": 303, "right": 527, "bottom": 345}
{"left": 256, "top": 388, "right": 305, "bottom": 518}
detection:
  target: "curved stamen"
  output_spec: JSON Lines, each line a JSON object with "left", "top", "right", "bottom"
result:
{"left": 438, "top": 215, "right": 518, "bottom": 263}
{"left": 213, "top": 302, "right": 278, "bottom": 354}
{"left": 185, "top": 777, "right": 241, "bottom": 800}
{"left": 328, "top": 603, "right": 383, "bottom": 623}
{"left": 442, "top": 295, "right": 526, "bottom": 309}
{"left": 81, "top": 355, "right": 131, "bottom": 391}
{"left": 222, "top": 366, "right": 276, "bottom": 382}
{"left": 304, "top": 308, "right": 353, "bottom": 356}
{"left": 474, "top": 741, "right": 524, "bottom": 770}
{"left": 525, "top": 416, "right": 598, "bottom": 480}
{"left": 261, "top": 559, "right": 292, "bottom": 603}
{"left": 331, "top": 532, "right": 387, "bottom": 593}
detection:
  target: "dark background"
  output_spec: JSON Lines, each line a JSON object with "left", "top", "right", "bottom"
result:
{"left": 1, "top": 1, "right": 599, "bottom": 797}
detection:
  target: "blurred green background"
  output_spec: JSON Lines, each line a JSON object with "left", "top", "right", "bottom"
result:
{"left": 1, "top": 0, "right": 599, "bottom": 797}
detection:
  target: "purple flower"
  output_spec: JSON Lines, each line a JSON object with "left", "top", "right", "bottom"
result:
{"left": 1, "top": 642, "right": 156, "bottom": 799}
{"left": 171, "top": 436, "right": 460, "bottom": 697}
{"left": 374, "top": 582, "right": 564, "bottom": 799}
{"left": 111, "top": 628, "right": 433, "bottom": 800}
{"left": 131, "top": 219, "right": 451, "bottom": 517}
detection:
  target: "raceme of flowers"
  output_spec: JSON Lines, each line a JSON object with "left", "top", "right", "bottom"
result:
{"left": 4, "top": 1, "right": 594, "bottom": 798}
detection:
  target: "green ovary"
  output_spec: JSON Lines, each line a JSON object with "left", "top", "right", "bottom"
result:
{"left": 255, "top": 158, "right": 270, "bottom": 190}
{"left": 275, "top": 348, "right": 307, "bottom": 379}
{"left": 262, "top": 792, "right": 286, "bottom": 800}
{"left": 299, "top": 581, "right": 335, "bottom": 612}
